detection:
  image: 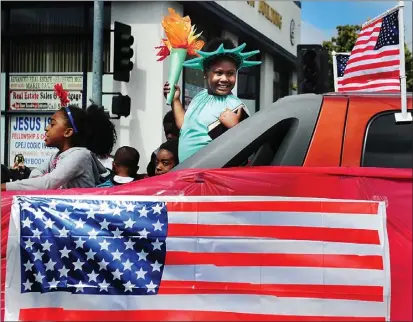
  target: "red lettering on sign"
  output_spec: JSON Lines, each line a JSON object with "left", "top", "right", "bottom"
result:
{"left": 24, "top": 92, "right": 40, "bottom": 100}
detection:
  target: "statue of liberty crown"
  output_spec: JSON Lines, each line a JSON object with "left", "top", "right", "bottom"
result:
{"left": 182, "top": 43, "right": 262, "bottom": 71}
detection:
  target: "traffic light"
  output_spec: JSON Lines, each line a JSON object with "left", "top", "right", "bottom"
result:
{"left": 112, "top": 94, "right": 131, "bottom": 118}
{"left": 297, "top": 45, "right": 329, "bottom": 94}
{"left": 113, "top": 21, "right": 134, "bottom": 82}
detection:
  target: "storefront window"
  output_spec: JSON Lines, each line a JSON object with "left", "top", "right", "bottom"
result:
{"left": 183, "top": 62, "right": 206, "bottom": 108}
{"left": 273, "top": 70, "right": 281, "bottom": 103}
{"left": 9, "top": 37, "right": 86, "bottom": 73}
{"left": 238, "top": 73, "right": 256, "bottom": 99}
{"left": 1, "top": 9, "right": 7, "bottom": 72}
{"left": 3, "top": 2, "right": 111, "bottom": 73}
{"left": 273, "top": 60, "right": 290, "bottom": 102}
{"left": 10, "top": 6, "right": 86, "bottom": 34}
{"left": 1, "top": 9, "right": 5, "bottom": 31}
{"left": 237, "top": 41, "right": 260, "bottom": 113}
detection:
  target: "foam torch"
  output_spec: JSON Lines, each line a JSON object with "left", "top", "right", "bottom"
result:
{"left": 155, "top": 8, "right": 205, "bottom": 105}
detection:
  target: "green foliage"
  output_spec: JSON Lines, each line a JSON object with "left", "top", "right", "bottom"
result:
{"left": 322, "top": 24, "right": 413, "bottom": 92}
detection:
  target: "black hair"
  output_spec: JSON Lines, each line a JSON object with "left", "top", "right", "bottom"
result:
{"left": 114, "top": 146, "right": 140, "bottom": 178}
{"left": 163, "top": 110, "right": 174, "bottom": 125}
{"left": 163, "top": 111, "right": 179, "bottom": 136}
{"left": 61, "top": 104, "right": 117, "bottom": 158}
{"left": 202, "top": 37, "right": 239, "bottom": 71}
{"left": 159, "top": 139, "right": 179, "bottom": 165}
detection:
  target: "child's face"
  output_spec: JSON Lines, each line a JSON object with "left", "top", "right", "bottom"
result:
{"left": 155, "top": 149, "right": 176, "bottom": 176}
{"left": 164, "top": 122, "right": 179, "bottom": 141}
{"left": 44, "top": 110, "right": 73, "bottom": 149}
{"left": 205, "top": 59, "right": 237, "bottom": 96}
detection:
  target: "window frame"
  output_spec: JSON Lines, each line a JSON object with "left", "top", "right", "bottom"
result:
{"left": 361, "top": 109, "right": 413, "bottom": 169}
{"left": 224, "top": 117, "right": 299, "bottom": 168}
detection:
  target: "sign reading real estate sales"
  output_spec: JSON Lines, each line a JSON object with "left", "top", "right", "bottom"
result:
{"left": 9, "top": 74, "right": 83, "bottom": 111}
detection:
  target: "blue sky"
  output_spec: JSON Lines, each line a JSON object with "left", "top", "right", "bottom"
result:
{"left": 300, "top": 1, "right": 412, "bottom": 50}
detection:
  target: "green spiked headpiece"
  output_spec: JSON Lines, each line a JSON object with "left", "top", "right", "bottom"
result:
{"left": 182, "top": 43, "right": 261, "bottom": 71}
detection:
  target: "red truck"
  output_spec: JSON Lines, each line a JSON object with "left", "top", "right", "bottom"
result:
{"left": 174, "top": 92, "right": 412, "bottom": 170}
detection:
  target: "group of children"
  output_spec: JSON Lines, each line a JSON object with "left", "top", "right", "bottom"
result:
{"left": 101, "top": 113, "right": 180, "bottom": 188}
{"left": 1, "top": 36, "right": 259, "bottom": 192}
{"left": 0, "top": 106, "right": 180, "bottom": 192}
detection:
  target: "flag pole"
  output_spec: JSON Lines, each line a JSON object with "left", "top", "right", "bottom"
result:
{"left": 395, "top": 0, "right": 412, "bottom": 122}
{"left": 362, "top": 3, "right": 401, "bottom": 28}
{"left": 332, "top": 51, "right": 339, "bottom": 92}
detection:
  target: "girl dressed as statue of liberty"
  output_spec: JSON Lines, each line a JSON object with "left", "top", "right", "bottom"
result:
{"left": 156, "top": 9, "right": 261, "bottom": 162}
{"left": 164, "top": 37, "right": 261, "bottom": 162}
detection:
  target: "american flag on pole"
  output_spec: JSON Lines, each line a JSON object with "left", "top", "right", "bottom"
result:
{"left": 335, "top": 53, "right": 350, "bottom": 90}
{"left": 339, "top": 8, "right": 401, "bottom": 92}
{"left": 5, "top": 195, "right": 390, "bottom": 321}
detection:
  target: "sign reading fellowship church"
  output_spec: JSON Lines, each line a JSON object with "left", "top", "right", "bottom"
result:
{"left": 247, "top": 1, "right": 282, "bottom": 30}
{"left": 9, "top": 114, "right": 58, "bottom": 167}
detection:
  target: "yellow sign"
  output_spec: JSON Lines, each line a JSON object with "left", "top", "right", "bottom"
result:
{"left": 257, "top": 0, "right": 282, "bottom": 29}
{"left": 247, "top": 1, "right": 255, "bottom": 7}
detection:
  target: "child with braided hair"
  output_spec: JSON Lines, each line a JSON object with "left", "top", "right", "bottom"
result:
{"left": 1, "top": 84, "right": 117, "bottom": 191}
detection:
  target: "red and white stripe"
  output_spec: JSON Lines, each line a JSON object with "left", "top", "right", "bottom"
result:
{"left": 6, "top": 196, "right": 390, "bottom": 321}
{"left": 338, "top": 13, "right": 400, "bottom": 92}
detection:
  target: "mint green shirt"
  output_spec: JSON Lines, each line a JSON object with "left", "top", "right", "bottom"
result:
{"left": 178, "top": 89, "right": 244, "bottom": 162}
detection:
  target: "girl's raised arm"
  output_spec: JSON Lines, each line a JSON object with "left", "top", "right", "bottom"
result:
{"left": 164, "top": 82, "right": 185, "bottom": 129}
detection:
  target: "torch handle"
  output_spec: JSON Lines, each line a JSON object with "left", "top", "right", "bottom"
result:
{"left": 166, "top": 86, "right": 176, "bottom": 106}
{"left": 165, "top": 48, "right": 187, "bottom": 105}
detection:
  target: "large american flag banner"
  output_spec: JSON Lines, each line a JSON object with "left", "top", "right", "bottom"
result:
{"left": 5, "top": 195, "right": 390, "bottom": 321}
{"left": 339, "top": 8, "right": 401, "bottom": 92}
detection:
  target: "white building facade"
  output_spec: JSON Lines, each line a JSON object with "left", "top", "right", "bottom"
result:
{"left": 1, "top": 1, "right": 301, "bottom": 170}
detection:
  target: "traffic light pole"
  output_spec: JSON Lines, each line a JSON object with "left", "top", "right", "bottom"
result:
{"left": 92, "top": 0, "right": 104, "bottom": 107}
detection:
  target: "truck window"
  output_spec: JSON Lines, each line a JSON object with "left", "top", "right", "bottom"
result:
{"left": 224, "top": 118, "right": 299, "bottom": 167}
{"left": 362, "top": 111, "right": 413, "bottom": 169}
